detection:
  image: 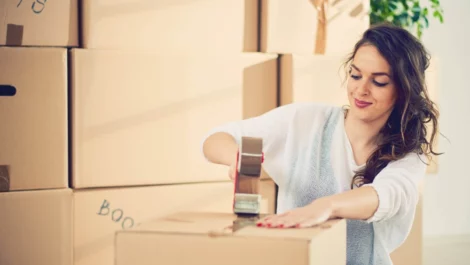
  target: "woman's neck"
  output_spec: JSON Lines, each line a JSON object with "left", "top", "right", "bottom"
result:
{"left": 344, "top": 110, "right": 384, "bottom": 153}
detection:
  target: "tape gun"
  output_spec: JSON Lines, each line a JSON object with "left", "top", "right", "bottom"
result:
{"left": 232, "top": 136, "right": 264, "bottom": 216}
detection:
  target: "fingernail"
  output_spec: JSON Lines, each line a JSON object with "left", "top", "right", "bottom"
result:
{"left": 279, "top": 224, "right": 284, "bottom": 228}
{"left": 267, "top": 223, "right": 272, "bottom": 227}
{"left": 256, "top": 223, "right": 262, "bottom": 227}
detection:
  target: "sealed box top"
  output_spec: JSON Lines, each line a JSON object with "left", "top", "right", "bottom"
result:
{"left": 0, "top": 0, "right": 78, "bottom": 47}
{"left": 115, "top": 212, "right": 346, "bottom": 265}
{"left": 132, "top": 211, "right": 344, "bottom": 240}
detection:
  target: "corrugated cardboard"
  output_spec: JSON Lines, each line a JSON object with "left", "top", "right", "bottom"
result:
{"left": 280, "top": 54, "right": 440, "bottom": 174}
{"left": 0, "top": 47, "right": 68, "bottom": 192}
{"left": 0, "top": 189, "right": 73, "bottom": 265}
{"left": 260, "top": 0, "right": 369, "bottom": 55}
{"left": 0, "top": 180, "right": 275, "bottom": 265}
{"left": 74, "top": 180, "right": 276, "bottom": 265}
{"left": 115, "top": 211, "right": 346, "bottom": 265}
{"left": 70, "top": 49, "right": 278, "bottom": 188}
{"left": 0, "top": 0, "right": 78, "bottom": 47}
{"left": 280, "top": 54, "right": 349, "bottom": 106}
{"left": 81, "top": 0, "right": 258, "bottom": 54}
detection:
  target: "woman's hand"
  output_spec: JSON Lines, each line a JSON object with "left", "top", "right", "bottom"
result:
{"left": 228, "top": 152, "right": 238, "bottom": 180}
{"left": 256, "top": 198, "right": 336, "bottom": 228}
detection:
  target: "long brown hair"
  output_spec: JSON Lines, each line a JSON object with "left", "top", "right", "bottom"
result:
{"left": 343, "top": 23, "right": 442, "bottom": 188}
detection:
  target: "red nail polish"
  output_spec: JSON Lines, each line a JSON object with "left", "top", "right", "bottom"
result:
{"left": 257, "top": 223, "right": 262, "bottom": 227}
{"left": 267, "top": 223, "right": 272, "bottom": 227}
{"left": 279, "top": 224, "right": 284, "bottom": 228}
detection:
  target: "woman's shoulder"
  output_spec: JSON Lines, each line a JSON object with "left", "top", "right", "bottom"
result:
{"left": 380, "top": 151, "right": 429, "bottom": 180}
{"left": 282, "top": 102, "right": 345, "bottom": 122}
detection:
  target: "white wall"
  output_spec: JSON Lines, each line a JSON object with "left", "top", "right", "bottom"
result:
{"left": 420, "top": 0, "right": 470, "bottom": 237}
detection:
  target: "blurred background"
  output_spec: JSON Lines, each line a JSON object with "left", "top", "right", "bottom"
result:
{"left": 0, "top": 0, "right": 468, "bottom": 265}
{"left": 418, "top": 0, "right": 470, "bottom": 264}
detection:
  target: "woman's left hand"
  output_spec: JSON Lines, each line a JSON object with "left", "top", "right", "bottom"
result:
{"left": 256, "top": 198, "right": 336, "bottom": 228}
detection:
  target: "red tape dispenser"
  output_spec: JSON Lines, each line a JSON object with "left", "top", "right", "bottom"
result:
{"left": 232, "top": 137, "right": 264, "bottom": 217}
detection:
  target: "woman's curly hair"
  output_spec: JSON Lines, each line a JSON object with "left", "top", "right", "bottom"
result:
{"left": 343, "top": 23, "right": 442, "bottom": 188}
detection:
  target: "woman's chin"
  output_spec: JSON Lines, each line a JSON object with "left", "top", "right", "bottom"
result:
{"left": 348, "top": 110, "right": 375, "bottom": 123}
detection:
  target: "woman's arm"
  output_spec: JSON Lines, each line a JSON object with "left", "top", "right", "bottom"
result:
{"left": 256, "top": 186, "right": 380, "bottom": 228}
{"left": 202, "top": 132, "right": 238, "bottom": 166}
{"left": 257, "top": 152, "right": 426, "bottom": 228}
{"left": 200, "top": 103, "right": 302, "bottom": 184}
{"left": 325, "top": 185, "right": 379, "bottom": 220}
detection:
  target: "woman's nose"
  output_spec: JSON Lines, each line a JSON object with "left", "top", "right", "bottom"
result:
{"left": 356, "top": 81, "right": 370, "bottom": 96}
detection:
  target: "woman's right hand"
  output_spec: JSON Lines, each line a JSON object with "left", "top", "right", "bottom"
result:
{"left": 202, "top": 132, "right": 240, "bottom": 180}
{"left": 228, "top": 152, "right": 238, "bottom": 180}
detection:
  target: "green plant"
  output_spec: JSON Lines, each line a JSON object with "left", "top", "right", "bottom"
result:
{"left": 370, "top": 0, "right": 444, "bottom": 39}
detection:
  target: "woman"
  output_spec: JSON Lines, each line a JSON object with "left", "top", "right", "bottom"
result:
{"left": 201, "top": 23, "right": 440, "bottom": 265}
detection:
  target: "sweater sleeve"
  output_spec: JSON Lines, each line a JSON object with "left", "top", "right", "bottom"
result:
{"left": 362, "top": 152, "right": 427, "bottom": 252}
{"left": 200, "top": 103, "right": 301, "bottom": 186}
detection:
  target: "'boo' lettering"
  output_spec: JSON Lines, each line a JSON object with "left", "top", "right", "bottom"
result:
{"left": 97, "top": 199, "right": 135, "bottom": 229}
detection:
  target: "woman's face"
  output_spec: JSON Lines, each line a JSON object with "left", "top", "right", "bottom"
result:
{"left": 347, "top": 45, "right": 398, "bottom": 125}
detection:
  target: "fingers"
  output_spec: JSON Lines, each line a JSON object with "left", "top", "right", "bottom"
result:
{"left": 256, "top": 213, "right": 283, "bottom": 227}
{"left": 258, "top": 217, "right": 321, "bottom": 229}
{"left": 255, "top": 213, "right": 326, "bottom": 229}
{"left": 228, "top": 165, "right": 236, "bottom": 180}
{"left": 269, "top": 214, "right": 302, "bottom": 228}
{"left": 256, "top": 213, "right": 308, "bottom": 229}
{"left": 256, "top": 214, "right": 282, "bottom": 227}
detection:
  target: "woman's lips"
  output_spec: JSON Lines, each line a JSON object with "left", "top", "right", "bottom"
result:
{"left": 355, "top": 98, "right": 372, "bottom": 108}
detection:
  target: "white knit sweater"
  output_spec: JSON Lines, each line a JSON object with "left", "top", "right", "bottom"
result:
{"left": 202, "top": 102, "right": 426, "bottom": 265}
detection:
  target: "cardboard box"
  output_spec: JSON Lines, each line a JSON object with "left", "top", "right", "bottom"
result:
{"left": 70, "top": 49, "right": 278, "bottom": 188}
{"left": 0, "top": 180, "right": 276, "bottom": 265}
{"left": 115, "top": 211, "right": 346, "bottom": 265}
{"left": 81, "top": 0, "right": 258, "bottom": 54}
{"left": 260, "top": 0, "right": 369, "bottom": 55}
{"left": 0, "top": 189, "right": 73, "bottom": 265}
{"left": 0, "top": 47, "right": 68, "bottom": 192}
{"left": 280, "top": 54, "right": 440, "bottom": 173}
{"left": 280, "top": 54, "right": 349, "bottom": 106}
{"left": 0, "top": 0, "right": 78, "bottom": 47}
{"left": 74, "top": 180, "right": 276, "bottom": 265}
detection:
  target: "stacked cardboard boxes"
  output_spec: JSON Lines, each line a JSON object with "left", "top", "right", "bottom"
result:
{"left": 1, "top": 0, "right": 433, "bottom": 264}
{"left": 0, "top": 1, "right": 78, "bottom": 265}
{"left": 71, "top": 2, "right": 280, "bottom": 263}
{"left": 1, "top": 1, "right": 279, "bottom": 265}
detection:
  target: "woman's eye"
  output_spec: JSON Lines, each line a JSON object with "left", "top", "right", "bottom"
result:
{"left": 373, "top": 80, "right": 388, "bottom": 87}
{"left": 350, "top": 74, "right": 361, "bottom": 80}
